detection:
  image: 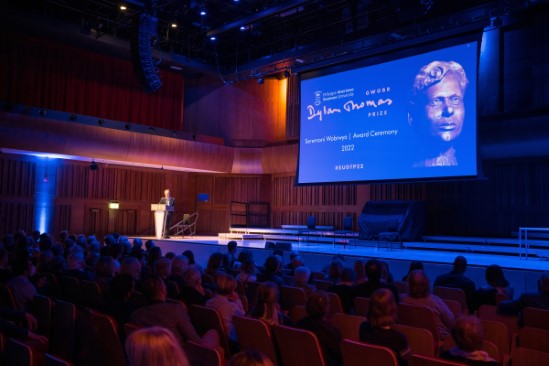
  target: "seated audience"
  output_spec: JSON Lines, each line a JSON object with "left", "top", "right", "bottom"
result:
{"left": 64, "top": 251, "right": 95, "bottom": 281}
{"left": 325, "top": 258, "right": 344, "bottom": 284}
{"left": 169, "top": 255, "right": 190, "bottom": 287}
{"left": 498, "top": 272, "right": 549, "bottom": 316}
{"left": 354, "top": 259, "right": 400, "bottom": 303}
{"left": 180, "top": 267, "right": 209, "bottom": 307}
{"left": 95, "top": 255, "right": 117, "bottom": 292}
{"left": 125, "top": 326, "right": 189, "bottom": 366}
{"left": 228, "top": 349, "right": 274, "bottom": 366}
{"left": 402, "top": 270, "right": 454, "bottom": 341}
{"left": 359, "top": 288, "right": 411, "bottom": 366}
{"left": 235, "top": 259, "right": 257, "bottom": 284}
{"left": 0, "top": 306, "right": 48, "bottom": 343}
{"left": 7, "top": 259, "right": 37, "bottom": 311}
{"left": 328, "top": 266, "right": 355, "bottom": 313}
{"left": 440, "top": 316, "right": 500, "bottom": 365}
{"left": 402, "top": 261, "right": 424, "bottom": 282}
{"left": 130, "top": 275, "right": 219, "bottom": 348}
{"left": 226, "top": 241, "right": 238, "bottom": 270}
{"left": 0, "top": 248, "right": 12, "bottom": 283}
{"left": 249, "top": 281, "right": 291, "bottom": 326}
{"left": 354, "top": 259, "right": 367, "bottom": 286}
{"left": 434, "top": 256, "right": 477, "bottom": 313}
{"left": 293, "top": 266, "right": 316, "bottom": 296}
{"left": 296, "top": 291, "right": 342, "bottom": 366}
{"left": 205, "top": 273, "right": 245, "bottom": 342}
{"left": 257, "top": 255, "right": 286, "bottom": 286}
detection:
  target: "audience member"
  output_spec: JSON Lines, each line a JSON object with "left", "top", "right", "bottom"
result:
{"left": 328, "top": 266, "right": 355, "bottom": 313}
{"left": 477, "top": 265, "right": 514, "bottom": 308}
{"left": 64, "top": 251, "right": 95, "bottom": 281}
{"left": 440, "top": 316, "right": 500, "bottom": 365}
{"left": 170, "top": 255, "right": 190, "bottom": 286}
{"left": 354, "top": 259, "right": 400, "bottom": 303}
{"left": 228, "top": 349, "right": 274, "bottom": 366}
{"left": 249, "top": 281, "right": 290, "bottom": 326}
{"left": 0, "top": 306, "right": 48, "bottom": 344}
{"left": 434, "top": 256, "right": 476, "bottom": 313}
{"left": 7, "top": 259, "right": 37, "bottom": 310}
{"left": 125, "top": 326, "right": 190, "bottom": 366}
{"left": 402, "top": 270, "right": 454, "bottom": 341}
{"left": 325, "top": 258, "right": 344, "bottom": 284}
{"left": 180, "top": 267, "right": 209, "bottom": 307}
{"left": 95, "top": 255, "right": 117, "bottom": 291}
{"left": 130, "top": 275, "right": 219, "bottom": 348}
{"left": 359, "top": 288, "right": 411, "bottom": 365}
{"left": 257, "top": 255, "right": 286, "bottom": 286}
{"left": 296, "top": 291, "right": 342, "bottom": 366}
{"left": 205, "top": 273, "right": 245, "bottom": 342}
{"left": 0, "top": 248, "right": 12, "bottom": 283}
{"left": 226, "top": 241, "right": 238, "bottom": 269}
{"left": 498, "top": 272, "right": 549, "bottom": 316}
{"left": 353, "top": 259, "right": 367, "bottom": 286}
{"left": 402, "top": 261, "right": 424, "bottom": 282}
{"left": 235, "top": 259, "right": 257, "bottom": 284}
{"left": 293, "top": 266, "right": 316, "bottom": 296}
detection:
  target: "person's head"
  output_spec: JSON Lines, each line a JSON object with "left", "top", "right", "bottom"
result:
{"left": 409, "top": 60, "right": 469, "bottom": 143}
{"left": 228, "top": 350, "right": 274, "bottom": 366}
{"left": 182, "top": 250, "right": 196, "bottom": 265}
{"left": 171, "top": 255, "right": 189, "bottom": 276}
{"left": 237, "top": 249, "right": 253, "bottom": 263}
{"left": 485, "top": 264, "right": 509, "bottom": 288}
{"left": 67, "top": 251, "right": 85, "bottom": 270}
{"left": 294, "top": 266, "right": 311, "bottom": 285}
{"left": 227, "top": 241, "right": 238, "bottom": 254}
{"left": 206, "top": 252, "right": 225, "bottom": 273}
{"left": 407, "top": 270, "right": 430, "bottom": 298}
{"left": 339, "top": 267, "right": 356, "bottom": 284}
{"left": 368, "top": 288, "right": 398, "bottom": 327}
{"left": 125, "top": 326, "right": 189, "bottom": 366}
{"left": 305, "top": 291, "right": 330, "bottom": 319}
{"left": 451, "top": 316, "right": 485, "bottom": 352}
{"left": 354, "top": 259, "right": 367, "bottom": 281}
{"left": 453, "top": 256, "right": 467, "bottom": 274}
{"left": 142, "top": 275, "right": 167, "bottom": 301}
{"left": 119, "top": 256, "right": 142, "bottom": 281}
{"left": 182, "top": 267, "right": 202, "bottom": 288}
{"left": 216, "top": 273, "right": 237, "bottom": 296}
{"left": 239, "top": 259, "right": 256, "bottom": 276}
{"left": 263, "top": 255, "right": 281, "bottom": 274}
{"left": 407, "top": 261, "right": 424, "bottom": 274}
{"left": 251, "top": 282, "right": 280, "bottom": 324}
{"left": 154, "top": 258, "right": 172, "bottom": 278}
{"left": 327, "top": 259, "right": 344, "bottom": 282}
{"left": 365, "top": 259, "right": 383, "bottom": 283}
{"left": 163, "top": 189, "right": 171, "bottom": 199}
{"left": 110, "top": 274, "right": 135, "bottom": 300}
{"left": 95, "top": 256, "right": 117, "bottom": 278}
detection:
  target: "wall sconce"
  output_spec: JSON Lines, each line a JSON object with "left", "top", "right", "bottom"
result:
{"left": 108, "top": 200, "right": 120, "bottom": 210}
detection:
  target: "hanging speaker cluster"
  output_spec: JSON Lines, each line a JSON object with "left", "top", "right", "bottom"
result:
{"left": 130, "top": 13, "right": 162, "bottom": 93}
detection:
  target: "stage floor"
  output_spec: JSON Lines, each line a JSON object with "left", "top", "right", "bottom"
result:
{"left": 141, "top": 235, "right": 549, "bottom": 272}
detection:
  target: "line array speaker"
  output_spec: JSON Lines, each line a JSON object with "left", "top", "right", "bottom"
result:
{"left": 130, "top": 13, "right": 162, "bottom": 93}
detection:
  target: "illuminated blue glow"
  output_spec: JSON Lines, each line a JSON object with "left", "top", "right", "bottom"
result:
{"left": 34, "top": 157, "right": 58, "bottom": 234}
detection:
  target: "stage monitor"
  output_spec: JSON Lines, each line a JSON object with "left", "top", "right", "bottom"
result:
{"left": 297, "top": 40, "right": 479, "bottom": 185}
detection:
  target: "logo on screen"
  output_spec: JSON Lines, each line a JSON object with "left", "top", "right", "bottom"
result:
{"left": 314, "top": 91, "right": 322, "bottom": 106}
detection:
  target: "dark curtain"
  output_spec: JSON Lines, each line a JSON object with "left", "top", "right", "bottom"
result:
{"left": 0, "top": 32, "right": 184, "bottom": 130}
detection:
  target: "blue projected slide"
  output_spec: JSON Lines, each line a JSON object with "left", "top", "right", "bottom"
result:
{"left": 297, "top": 41, "right": 478, "bottom": 184}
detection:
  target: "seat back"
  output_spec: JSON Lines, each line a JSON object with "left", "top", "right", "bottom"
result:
{"left": 523, "top": 307, "right": 549, "bottom": 330}
{"left": 442, "top": 299, "right": 462, "bottom": 319}
{"left": 515, "top": 326, "right": 549, "bottom": 353}
{"left": 233, "top": 315, "right": 278, "bottom": 366}
{"left": 325, "top": 292, "right": 343, "bottom": 319}
{"left": 511, "top": 347, "right": 549, "bottom": 366}
{"left": 433, "top": 286, "right": 468, "bottom": 314}
{"left": 279, "top": 285, "right": 307, "bottom": 311}
{"left": 80, "top": 280, "right": 103, "bottom": 309}
{"left": 273, "top": 325, "right": 326, "bottom": 366}
{"left": 397, "top": 303, "right": 440, "bottom": 343}
{"left": 60, "top": 276, "right": 84, "bottom": 307}
{"left": 50, "top": 300, "right": 77, "bottom": 361}
{"left": 312, "top": 279, "right": 332, "bottom": 291}
{"left": 0, "top": 283, "right": 18, "bottom": 309}
{"left": 477, "top": 304, "right": 519, "bottom": 342}
{"left": 340, "top": 339, "right": 398, "bottom": 366}
{"left": 245, "top": 281, "right": 262, "bottom": 306}
{"left": 76, "top": 309, "right": 127, "bottom": 366}
{"left": 5, "top": 338, "right": 39, "bottom": 366}
{"left": 45, "top": 353, "right": 74, "bottom": 366}
{"left": 182, "top": 341, "right": 223, "bottom": 366}
{"left": 189, "top": 304, "right": 231, "bottom": 358}
{"left": 354, "top": 296, "right": 370, "bottom": 317}
{"left": 330, "top": 313, "right": 366, "bottom": 341}
{"left": 392, "top": 280, "right": 409, "bottom": 295}
{"left": 409, "top": 354, "right": 468, "bottom": 366}
{"left": 31, "top": 294, "right": 52, "bottom": 338}
{"left": 480, "top": 319, "right": 510, "bottom": 356}
{"left": 392, "top": 323, "right": 436, "bottom": 357}
{"left": 290, "top": 305, "right": 308, "bottom": 323}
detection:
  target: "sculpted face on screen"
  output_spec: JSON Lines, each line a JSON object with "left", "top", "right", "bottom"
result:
{"left": 423, "top": 73, "right": 464, "bottom": 142}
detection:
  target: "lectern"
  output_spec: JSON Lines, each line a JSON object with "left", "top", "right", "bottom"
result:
{"left": 151, "top": 204, "right": 174, "bottom": 239}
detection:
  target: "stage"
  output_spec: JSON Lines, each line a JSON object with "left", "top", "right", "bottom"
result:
{"left": 132, "top": 233, "right": 549, "bottom": 298}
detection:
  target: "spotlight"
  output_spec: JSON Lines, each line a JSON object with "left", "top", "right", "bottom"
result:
{"left": 119, "top": 2, "right": 127, "bottom": 11}
{"left": 210, "top": 36, "right": 216, "bottom": 41}
{"left": 171, "top": 23, "right": 178, "bottom": 28}
{"left": 257, "top": 78, "right": 264, "bottom": 85}
{"left": 69, "top": 113, "right": 77, "bottom": 121}
{"left": 90, "top": 160, "right": 99, "bottom": 171}
{"left": 283, "top": 70, "right": 291, "bottom": 78}
{"left": 200, "top": 8, "right": 206, "bottom": 16}
{"left": 98, "top": 119, "right": 105, "bottom": 126}
{"left": 124, "top": 123, "right": 131, "bottom": 130}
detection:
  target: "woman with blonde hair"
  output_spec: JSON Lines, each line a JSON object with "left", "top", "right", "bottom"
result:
{"left": 249, "top": 282, "right": 290, "bottom": 326}
{"left": 228, "top": 349, "right": 275, "bottom": 366}
{"left": 125, "top": 326, "right": 189, "bottom": 366}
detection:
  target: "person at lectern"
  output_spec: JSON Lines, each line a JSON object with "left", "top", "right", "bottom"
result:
{"left": 159, "top": 189, "right": 175, "bottom": 238}
{"left": 408, "top": 60, "right": 469, "bottom": 167}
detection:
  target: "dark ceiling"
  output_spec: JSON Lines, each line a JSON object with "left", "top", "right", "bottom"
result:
{"left": 3, "top": 0, "right": 548, "bottom": 82}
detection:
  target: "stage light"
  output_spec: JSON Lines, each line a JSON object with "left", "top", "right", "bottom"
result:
{"left": 120, "top": 3, "right": 127, "bottom": 11}
{"left": 90, "top": 160, "right": 99, "bottom": 171}
{"left": 171, "top": 22, "right": 178, "bottom": 28}
{"left": 257, "top": 77, "right": 264, "bottom": 85}
{"left": 69, "top": 113, "right": 77, "bottom": 121}
{"left": 210, "top": 36, "right": 216, "bottom": 41}
{"left": 125, "top": 123, "right": 131, "bottom": 130}
{"left": 200, "top": 8, "right": 206, "bottom": 16}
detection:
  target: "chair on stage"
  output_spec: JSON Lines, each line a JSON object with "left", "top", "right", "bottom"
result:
{"left": 298, "top": 216, "right": 317, "bottom": 244}
{"left": 341, "top": 339, "right": 399, "bottom": 366}
{"left": 171, "top": 212, "right": 199, "bottom": 237}
{"left": 333, "top": 216, "right": 355, "bottom": 247}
